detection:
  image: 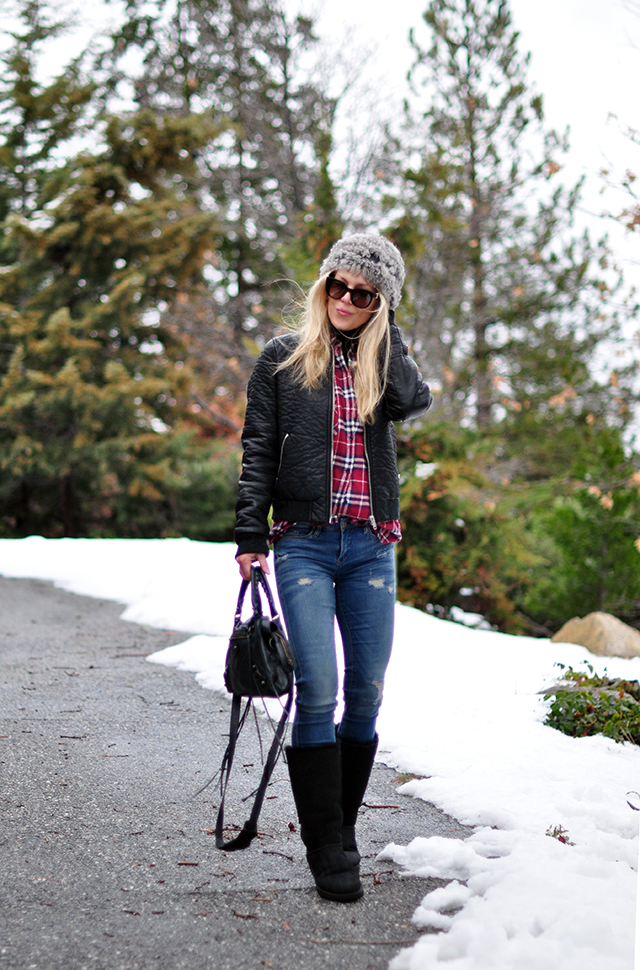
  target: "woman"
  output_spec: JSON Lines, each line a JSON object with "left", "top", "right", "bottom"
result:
{"left": 235, "top": 233, "right": 431, "bottom": 902}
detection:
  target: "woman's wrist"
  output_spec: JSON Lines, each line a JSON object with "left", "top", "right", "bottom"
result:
{"left": 235, "top": 552, "right": 270, "bottom": 579}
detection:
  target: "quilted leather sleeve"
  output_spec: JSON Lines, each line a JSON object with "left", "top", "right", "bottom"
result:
{"left": 234, "top": 339, "right": 282, "bottom": 556}
{"left": 382, "top": 316, "right": 432, "bottom": 422}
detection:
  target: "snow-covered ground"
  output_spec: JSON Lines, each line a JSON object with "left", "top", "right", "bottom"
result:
{"left": 0, "top": 536, "right": 637, "bottom": 969}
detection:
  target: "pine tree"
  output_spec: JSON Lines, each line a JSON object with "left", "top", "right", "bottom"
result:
{"left": 0, "top": 2, "right": 228, "bottom": 537}
{"left": 382, "top": 0, "right": 631, "bottom": 435}
{"left": 104, "top": 1, "right": 336, "bottom": 321}
{"left": 98, "top": 0, "right": 339, "bottom": 419}
{"left": 0, "top": 2, "right": 95, "bottom": 222}
{"left": 282, "top": 126, "right": 344, "bottom": 282}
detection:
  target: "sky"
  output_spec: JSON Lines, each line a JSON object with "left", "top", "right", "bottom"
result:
{"left": 0, "top": 536, "right": 637, "bottom": 969}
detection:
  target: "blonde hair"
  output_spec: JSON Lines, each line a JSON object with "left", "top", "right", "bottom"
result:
{"left": 277, "top": 274, "right": 391, "bottom": 423}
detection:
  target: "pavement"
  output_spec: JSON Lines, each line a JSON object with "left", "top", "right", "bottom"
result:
{"left": 0, "top": 575, "right": 471, "bottom": 970}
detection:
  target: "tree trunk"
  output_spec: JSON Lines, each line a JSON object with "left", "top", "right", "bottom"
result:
{"left": 60, "top": 475, "right": 79, "bottom": 537}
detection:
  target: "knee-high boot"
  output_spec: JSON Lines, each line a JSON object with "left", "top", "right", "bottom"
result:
{"left": 286, "top": 744, "right": 363, "bottom": 902}
{"left": 339, "top": 734, "right": 378, "bottom": 869}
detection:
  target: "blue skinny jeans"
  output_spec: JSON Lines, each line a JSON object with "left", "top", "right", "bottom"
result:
{"left": 274, "top": 521, "right": 396, "bottom": 748}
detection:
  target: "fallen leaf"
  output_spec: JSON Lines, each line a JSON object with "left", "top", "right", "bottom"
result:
{"left": 373, "top": 869, "right": 393, "bottom": 885}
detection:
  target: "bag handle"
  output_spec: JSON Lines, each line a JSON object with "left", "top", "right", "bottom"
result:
{"left": 251, "top": 566, "right": 281, "bottom": 620}
{"left": 233, "top": 565, "right": 280, "bottom": 627}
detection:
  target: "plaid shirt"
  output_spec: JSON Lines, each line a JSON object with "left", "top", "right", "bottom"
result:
{"left": 269, "top": 336, "right": 401, "bottom": 545}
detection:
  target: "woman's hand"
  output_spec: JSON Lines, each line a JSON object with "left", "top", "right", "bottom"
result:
{"left": 236, "top": 552, "right": 270, "bottom": 580}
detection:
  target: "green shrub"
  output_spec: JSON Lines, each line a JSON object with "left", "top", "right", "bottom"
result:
{"left": 517, "top": 426, "right": 640, "bottom": 632}
{"left": 544, "top": 662, "right": 640, "bottom": 744}
{"left": 173, "top": 439, "right": 241, "bottom": 542}
{"left": 397, "top": 423, "right": 542, "bottom": 633}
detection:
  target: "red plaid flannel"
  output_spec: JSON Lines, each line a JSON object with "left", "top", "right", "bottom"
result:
{"left": 269, "top": 336, "right": 400, "bottom": 545}
{"left": 331, "top": 336, "right": 373, "bottom": 521}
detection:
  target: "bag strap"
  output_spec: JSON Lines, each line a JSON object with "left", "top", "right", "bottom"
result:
{"left": 233, "top": 577, "right": 250, "bottom": 625}
{"left": 215, "top": 688, "right": 293, "bottom": 851}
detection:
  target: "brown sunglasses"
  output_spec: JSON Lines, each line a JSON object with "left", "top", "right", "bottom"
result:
{"left": 325, "top": 275, "right": 379, "bottom": 310}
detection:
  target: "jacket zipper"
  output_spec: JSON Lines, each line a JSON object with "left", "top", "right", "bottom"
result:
{"left": 327, "top": 363, "right": 336, "bottom": 521}
{"left": 363, "top": 424, "right": 377, "bottom": 530}
{"left": 277, "top": 433, "right": 289, "bottom": 475}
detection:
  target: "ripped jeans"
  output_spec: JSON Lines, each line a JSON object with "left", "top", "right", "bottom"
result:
{"left": 274, "top": 520, "right": 396, "bottom": 747}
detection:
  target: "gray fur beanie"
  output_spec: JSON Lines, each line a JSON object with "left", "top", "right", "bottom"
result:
{"left": 319, "top": 233, "right": 405, "bottom": 310}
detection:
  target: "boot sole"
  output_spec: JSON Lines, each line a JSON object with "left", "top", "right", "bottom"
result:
{"left": 316, "top": 884, "right": 364, "bottom": 903}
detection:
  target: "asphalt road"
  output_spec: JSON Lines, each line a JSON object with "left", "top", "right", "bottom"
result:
{"left": 0, "top": 575, "right": 470, "bottom": 970}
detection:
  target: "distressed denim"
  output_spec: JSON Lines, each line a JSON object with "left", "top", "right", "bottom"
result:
{"left": 274, "top": 521, "right": 396, "bottom": 747}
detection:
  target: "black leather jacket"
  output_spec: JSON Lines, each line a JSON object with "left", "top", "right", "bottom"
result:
{"left": 234, "top": 318, "right": 432, "bottom": 556}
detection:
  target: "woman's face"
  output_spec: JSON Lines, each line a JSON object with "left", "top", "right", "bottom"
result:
{"left": 326, "top": 269, "right": 378, "bottom": 332}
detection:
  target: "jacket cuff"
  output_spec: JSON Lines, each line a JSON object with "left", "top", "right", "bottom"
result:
{"left": 235, "top": 535, "right": 270, "bottom": 558}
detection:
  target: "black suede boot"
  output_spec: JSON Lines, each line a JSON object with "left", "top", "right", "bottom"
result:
{"left": 286, "top": 744, "right": 363, "bottom": 902}
{"left": 339, "top": 734, "right": 378, "bottom": 870}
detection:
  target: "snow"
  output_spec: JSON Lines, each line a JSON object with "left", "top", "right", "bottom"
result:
{"left": 0, "top": 536, "right": 638, "bottom": 969}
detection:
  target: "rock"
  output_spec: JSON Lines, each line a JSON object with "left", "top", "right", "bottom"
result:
{"left": 552, "top": 612, "right": 640, "bottom": 659}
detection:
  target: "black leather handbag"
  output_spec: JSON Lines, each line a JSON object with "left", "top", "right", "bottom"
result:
{"left": 224, "top": 566, "right": 293, "bottom": 697}
{"left": 215, "top": 566, "right": 294, "bottom": 852}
